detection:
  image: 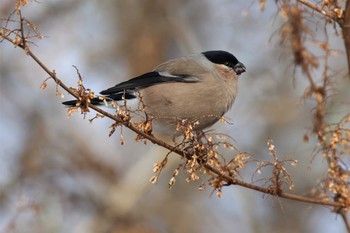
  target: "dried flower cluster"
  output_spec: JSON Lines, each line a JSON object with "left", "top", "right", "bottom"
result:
{"left": 1, "top": 4, "right": 44, "bottom": 52}
{"left": 66, "top": 72, "right": 95, "bottom": 117}
{"left": 253, "top": 139, "right": 297, "bottom": 194}
{"left": 318, "top": 115, "right": 350, "bottom": 210}
{"left": 15, "top": 0, "right": 30, "bottom": 9}
{"left": 149, "top": 119, "right": 251, "bottom": 196}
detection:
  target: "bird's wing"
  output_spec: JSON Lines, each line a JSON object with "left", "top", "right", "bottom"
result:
{"left": 100, "top": 58, "right": 203, "bottom": 95}
{"left": 100, "top": 72, "right": 197, "bottom": 95}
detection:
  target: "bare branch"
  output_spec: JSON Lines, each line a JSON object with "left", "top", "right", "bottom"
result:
{"left": 297, "top": 0, "right": 343, "bottom": 22}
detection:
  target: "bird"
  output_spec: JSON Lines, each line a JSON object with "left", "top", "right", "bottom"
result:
{"left": 63, "top": 50, "right": 246, "bottom": 137}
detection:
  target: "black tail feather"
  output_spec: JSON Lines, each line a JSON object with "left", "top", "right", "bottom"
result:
{"left": 62, "top": 92, "right": 137, "bottom": 107}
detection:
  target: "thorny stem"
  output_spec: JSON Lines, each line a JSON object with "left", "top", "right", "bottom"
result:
{"left": 0, "top": 31, "right": 346, "bottom": 209}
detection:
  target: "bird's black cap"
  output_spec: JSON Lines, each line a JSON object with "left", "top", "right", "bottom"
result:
{"left": 202, "top": 50, "right": 240, "bottom": 69}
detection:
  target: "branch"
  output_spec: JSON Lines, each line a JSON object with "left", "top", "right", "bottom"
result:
{"left": 297, "top": 0, "right": 342, "bottom": 22}
{"left": 204, "top": 164, "right": 343, "bottom": 207}
{"left": 340, "top": 208, "right": 350, "bottom": 233}
{"left": 342, "top": 0, "right": 350, "bottom": 76}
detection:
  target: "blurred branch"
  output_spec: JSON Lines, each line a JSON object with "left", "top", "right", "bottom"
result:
{"left": 342, "top": 0, "right": 350, "bottom": 77}
{"left": 276, "top": 1, "right": 350, "bottom": 231}
{"left": 340, "top": 207, "right": 350, "bottom": 233}
{"left": 297, "top": 0, "right": 350, "bottom": 75}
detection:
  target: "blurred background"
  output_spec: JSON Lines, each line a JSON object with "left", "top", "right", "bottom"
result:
{"left": 0, "top": 0, "right": 349, "bottom": 232}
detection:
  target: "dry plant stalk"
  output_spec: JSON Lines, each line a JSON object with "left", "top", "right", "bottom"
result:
{"left": 276, "top": 0, "right": 350, "bottom": 229}
{"left": 252, "top": 139, "right": 297, "bottom": 195}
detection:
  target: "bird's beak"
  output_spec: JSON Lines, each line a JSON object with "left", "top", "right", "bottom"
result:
{"left": 234, "top": 62, "right": 246, "bottom": 75}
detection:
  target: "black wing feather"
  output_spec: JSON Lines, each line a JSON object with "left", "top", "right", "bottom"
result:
{"left": 62, "top": 71, "right": 199, "bottom": 107}
{"left": 100, "top": 71, "right": 198, "bottom": 95}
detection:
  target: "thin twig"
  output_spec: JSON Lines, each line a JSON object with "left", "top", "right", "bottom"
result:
{"left": 297, "top": 0, "right": 341, "bottom": 22}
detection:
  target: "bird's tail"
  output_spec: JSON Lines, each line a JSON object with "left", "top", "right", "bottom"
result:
{"left": 62, "top": 92, "right": 136, "bottom": 107}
